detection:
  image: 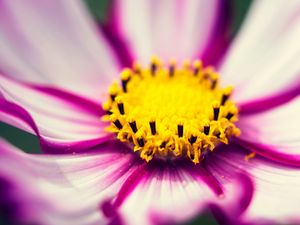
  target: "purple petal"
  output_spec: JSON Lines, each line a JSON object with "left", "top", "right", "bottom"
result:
{"left": 201, "top": 0, "right": 232, "bottom": 66}
{"left": 0, "top": 138, "right": 255, "bottom": 225}
{"left": 112, "top": 0, "right": 220, "bottom": 64}
{"left": 0, "top": 75, "right": 113, "bottom": 153}
{"left": 210, "top": 144, "right": 300, "bottom": 224}
{"left": 0, "top": 0, "right": 120, "bottom": 102}
{"left": 237, "top": 96, "right": 300, "bottom": 166}
{"left": 239, "top": 84, "right": 300, "bottom": 115}
{"left": 0, "top": 139, "right": 137, "bottom": 225}
{"left": 220, "top": 0, "right": 300, "bottom": 105}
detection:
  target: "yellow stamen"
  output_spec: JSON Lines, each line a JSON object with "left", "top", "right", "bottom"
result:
{"left": 103, "top": 58, "right": 240, "bottom": 164}
{"left": 245, "top": 152, "right": 256, "bottom": 161}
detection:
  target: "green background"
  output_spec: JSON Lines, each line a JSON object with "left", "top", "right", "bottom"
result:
{"left": 0, "top": 0, "right": 252, "bottom": 224}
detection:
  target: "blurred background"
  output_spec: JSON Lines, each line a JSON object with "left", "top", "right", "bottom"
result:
{"left": 0, "top": 0, "right": 252, "bottom": 224}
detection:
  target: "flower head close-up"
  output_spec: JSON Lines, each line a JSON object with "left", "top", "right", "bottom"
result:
{"left": 1, "top": 1, "right": 300, "bottom": 225}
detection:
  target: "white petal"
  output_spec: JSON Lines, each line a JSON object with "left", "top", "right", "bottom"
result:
{"left": 115, "top": 0, "right": 219, "bottom": 63}
{"left": 0, "top": 75, "right": 111, "bottom": 152}
{"left": 220, "top": 0, "right": 300, "bottom": 104}
{"left": 0, "top": 140, "right": 135, "bottom": 225}
{"left": 213, "top": 146, "right": 300, "bottom": 224}
{"left": 0, "top": 0, "right": 120, "bottom": 102}
{"left": 237, "top": 96, "right": 300, "bottom": 165}
{"left": 117, "top": 163, "right": 252, "bottom": 225}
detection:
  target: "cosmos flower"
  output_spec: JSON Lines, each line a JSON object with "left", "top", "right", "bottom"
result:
{"left": 0, "top": 1, "right": 300, "bottom": 225}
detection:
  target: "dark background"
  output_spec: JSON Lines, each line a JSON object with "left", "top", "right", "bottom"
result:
{"left": 0, "top": 0, "right": 252, "bottom": 224}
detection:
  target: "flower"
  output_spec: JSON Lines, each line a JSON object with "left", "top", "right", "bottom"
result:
{"left": 0, "top": 1, "right": 300, "bottom": 225}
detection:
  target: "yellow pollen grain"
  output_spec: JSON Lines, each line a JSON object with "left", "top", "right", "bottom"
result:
{"left": 103, "top": 58, "right": 240, "bottom": 164}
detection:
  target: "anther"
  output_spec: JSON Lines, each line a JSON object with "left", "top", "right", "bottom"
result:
{"left": 202, "top": 66, "right": 214, "bottom": 80}
{"left": 226, "top": 105, "right": 237, "bottom": 121}
{"left": 137, "top": 137, "right": 145, "bottom": 147}
{"left": 129, "top": 121, "right": 138, "bottom": 133}
{"left": 211, "top": 80, "right": 217, "bottom": 90}
{"left": 211, "top": 73, "right": 219, "bottom": 90}
{"left": 102, "top": 102, "right": 112, "bottom": 115}
{"left": 189, "top": 149, "right": 195, "bottom": 160}
{"left": 116, "top": 97, "right": 125, "bottom": 115}
{"left": 110, "top": 94, "right": 116, "bottom": 101}
{"left": 226, "top": 113, "right": 234, "bottom": 120}
{"left": 133, "top": 62, "right": 141, "bottom": 76}
{"left": 193, "top": 60, "right": 202, "bottom": 76}
{"left": 213, "top": 108, "right": 220, "bottom": 120}
{"left": 204, "top": 125, "right": 210, "bottom": 135}
{"left": 221, "top": 94, "right": 229, "bottom": 106}
{"left": 183, "top": 59, "right": 191, "bottom": 70}
{"left": 169, "top": 60, "right": 176, "bottom": 77}
{"left": 215, "top": 131, "right": 221, "bottom": 139}
{"left": 117, "top": 102, "right": 125, "bottom": 115}
{"left": 121, "top": 69, "right": 131, "bottom": 92}
{"left": 146, "top": 149, "right": 153, "bottom": 156}
{"left": 109, "top": 82, "right": 119, "bottom": 101}
{"left": 202, "top": 72, "right": 210, "bottom": 80}
{"left": 213, "top": 102, "right": 220, "bottom": 121}
{"left": 151, "top": 57, "right": 160, "bottom": 75}
{"left": 160, "top": 141, "right": 166, "bottom": 149}
{"left": 202, "top": 119, "right": 210, "bottom": 135}
{"left": 151, "top": 64, "right": 157, "bottom": 75}
{"left": 121, "top": 79, "right": 129, "bottom": 93}
{"left": 149, "top": 121, "right": 156, "bottom": 135}
{"left": 221, "top": 87, "right": 233, "bottom": 105}
{"left": 113, "top": 119, "right": 123, "bottom": 129}
{"left": 177, "top": 124, "right": 184, "bottom": 137}
{"left": 189, "top": 135, "right": 197, "bottom": 144}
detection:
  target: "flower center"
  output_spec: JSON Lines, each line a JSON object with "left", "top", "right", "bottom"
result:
{"left": 102, "top": 57, "right": 240, "bottom": 164}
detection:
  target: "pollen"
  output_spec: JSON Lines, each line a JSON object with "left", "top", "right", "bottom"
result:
{"left": 102, "top": 58, "right": 240, "bottom": 164}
